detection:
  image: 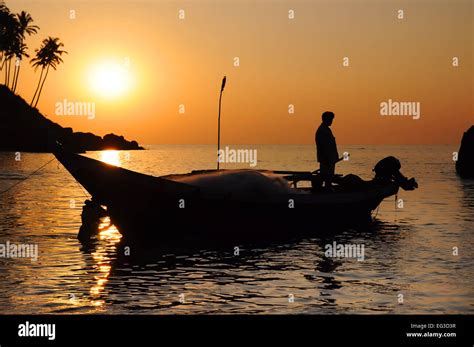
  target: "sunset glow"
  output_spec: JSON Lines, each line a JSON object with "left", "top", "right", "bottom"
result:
{"left": 88, "top": 61, "right": 132, "bottom": 98}
{"left": 7, "top": 0, "right": 473, "bottom": 145}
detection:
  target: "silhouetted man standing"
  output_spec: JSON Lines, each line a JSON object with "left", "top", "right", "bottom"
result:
{"left": 316, "top": 111, "right": 339, "bottom": 189}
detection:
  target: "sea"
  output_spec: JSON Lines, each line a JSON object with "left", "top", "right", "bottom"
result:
{"left": 0, "top": 144, "right": 472, "bottom": 314}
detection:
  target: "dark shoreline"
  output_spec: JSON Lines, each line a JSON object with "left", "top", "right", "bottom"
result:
{"left": 0, "top": 85, "right": 144, "bottom": 153}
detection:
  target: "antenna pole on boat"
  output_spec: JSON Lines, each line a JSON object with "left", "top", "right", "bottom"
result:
{"left": 217, "top": 76, "right": 226, "bottom": 170}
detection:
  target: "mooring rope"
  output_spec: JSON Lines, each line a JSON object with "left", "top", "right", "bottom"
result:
{"left": 0, "top": 156, "right": 57, "bottom": 195}
{"left": 71, "top": 175, "right": 91, "bottom": 200}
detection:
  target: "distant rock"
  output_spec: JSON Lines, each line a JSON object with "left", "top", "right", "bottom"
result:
{"left": 456, "top": 126, "right": 474, "bottom": 178}
{"left": 0, "top": 85, "right": 144, "bottom": 153}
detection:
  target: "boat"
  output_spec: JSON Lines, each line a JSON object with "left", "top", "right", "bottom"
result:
{"left": 53, "top": 148, "right": 416, "bottom": 244}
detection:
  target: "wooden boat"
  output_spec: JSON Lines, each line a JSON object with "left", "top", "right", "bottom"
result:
{"left": 54, "top": 149, "right": 407, "bottom": 243}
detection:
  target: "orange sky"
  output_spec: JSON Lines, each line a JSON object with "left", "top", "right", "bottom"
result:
{"left": 7, "top": 0, "right": 473, "bottom": 145}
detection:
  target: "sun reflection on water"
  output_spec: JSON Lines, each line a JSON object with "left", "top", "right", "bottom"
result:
{"left": 89, "top": 217, "right": 122, "bottom": 308}
{"left": 98, "top": 150, "right": 122, "bottom": 167}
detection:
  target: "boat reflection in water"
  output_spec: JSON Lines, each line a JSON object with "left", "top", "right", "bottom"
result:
{"left": 77, "top": 210, "right": 415, "bottom": 314}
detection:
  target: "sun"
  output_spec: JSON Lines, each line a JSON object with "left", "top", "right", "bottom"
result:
{"left": 88, "top": 61, "right": 131, "bottom": 98}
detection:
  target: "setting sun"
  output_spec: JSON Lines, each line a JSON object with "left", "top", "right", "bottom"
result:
{"left": 88, "top": 61, "right": 131, "bottom": 98}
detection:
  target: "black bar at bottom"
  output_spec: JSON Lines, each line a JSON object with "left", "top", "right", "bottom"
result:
{"left": 0, "top": 314, "right": 471, "bottom": 346}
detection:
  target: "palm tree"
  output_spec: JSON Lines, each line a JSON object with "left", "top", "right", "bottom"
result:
{"left": 17, "top": 11, "right": 38, "bottom": 37}
{"left": 0, "top": 3, "right": 12, "bottom": 71}
{"left": 30, "top": 37, "right": 67, "bottom": 107}
{"left": 11, "top": 41, "right": 29, "bottom": 92}
{"left": 11, "top": 11, "right": 38, "bottom": 90}
{"left": 0, "top": 4, "right": 20, "bottom": 87}
{"left": 3, "top": 41, "right": 16, "bottom": 86}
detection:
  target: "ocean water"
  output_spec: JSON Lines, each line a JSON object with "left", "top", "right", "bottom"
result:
{"left": 0, "top": 145, "right": 472, "bottom": 314}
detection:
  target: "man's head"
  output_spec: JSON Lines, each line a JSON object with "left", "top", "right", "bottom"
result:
{"left": 322, "top": 111, "right": 335, "bottom": 126}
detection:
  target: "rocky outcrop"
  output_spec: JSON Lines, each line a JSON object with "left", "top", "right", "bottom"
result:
{"left": 0, "top": 85, "right": 143, "bottom": 153}
{"left": 456, "top": 126, "right": 474, "bottom": 178}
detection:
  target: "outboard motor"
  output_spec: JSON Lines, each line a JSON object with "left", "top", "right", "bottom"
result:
{"left": 373, "top": 156, "right": 418, "bottom": 191}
